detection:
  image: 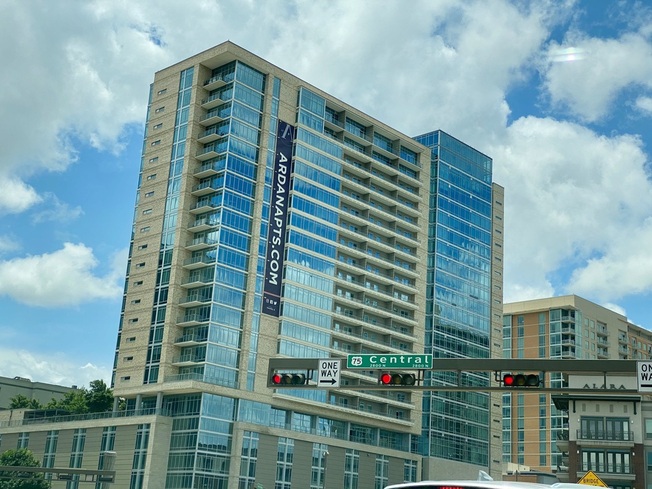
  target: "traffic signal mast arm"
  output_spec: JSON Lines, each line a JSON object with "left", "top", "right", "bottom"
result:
{"left": 268, "top": 358, "right": 641, "bottom": 393}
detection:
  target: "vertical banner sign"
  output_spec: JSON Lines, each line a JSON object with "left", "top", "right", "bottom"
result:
{"left": 262, "top": 120, "right": 295, "bottom": 316}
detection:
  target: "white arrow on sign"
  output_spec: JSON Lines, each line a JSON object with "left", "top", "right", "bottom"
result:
{"left": 317, "top": 359, "right": 341, "bottom": 388}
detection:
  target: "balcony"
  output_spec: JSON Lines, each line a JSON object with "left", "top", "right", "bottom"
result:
{"left": 192, "top": 181, "right": 222, "bottom": 197}
{"left": 201, "top": 93, "right": 227, "bottom": 110}
{"left": 185, "top": 236, "right": 218, "bottom": 252}
{"left": 179, "top": 294, "right": 211, "bottom": 308}
{"left": 172, "top": 354, "right": 205, "bottom": 366}
{"left": 175, "top": 334, "right": 208, "bottom": 346}
{"left": 578, "top": 465, "right": 634, "bottom": 478}
{"left": 177, "top": 313, "right": 210, "bottom": 327}
{"left": 203, "top": 74, "right": 227, "bottom": 92}
{"left": 576, "top": 430, "right": 634, "bottom": 444}
{"left": 183, "top": 254, "right": 216, "bottom": 270}
{"left": 199, "top": 109, "right": 226, "bottom": 127}
{"left": 556, "top": 431, "right": 569, "bottom": 452}
{"left": 196, "top": 140, "right": 227, "bottom": 161}
{"left": 188, "top": 216, "right": 220, "bottom": 233}
{"left": 197, "top": 127, "right": 227, "bottom": 144}
{"left": 181, "top": 275, "right": 213, "bottom": 288}
{"left": 190, "top": 201, "right": 219, "bottom": 214}
{"left": 194, "top": 158, "right": 226, "bottom": 178}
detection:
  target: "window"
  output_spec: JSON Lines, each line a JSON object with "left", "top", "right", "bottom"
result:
{"left": 68, "top": 429, "right": 86, "bottom": 489}
{"left": 129, "top": 424, "right": 150, "bottom": 489}
{"left": 126, "top": 337, "right": 136, "bottom": 342}
{"left": 146, "top": 174, "right": 157, "bottom": 180}
{"left": 97, "top": 427, "right": 116, "bottom": 489}
{"left": 42, "top": 430, "right": 58, "bottom": 479}
{"left": 121, "top": 376, "right": 131, "bottom": 381}
{"left": 140, "top": 227, "right": 150, "bottom": 233}
{"left": 17, "top": 432, "right": 29, "bottom": 449}
{"left": 153, "top": 123, "right": 162, "bottom": 130}
{"left": 145, "top": 191, "right": 154, "bottom": 197}
{"left": 157, "top": 89, "right": 167, "bottom": 96}
{"left": 645, "top": 419, "right": 652, "bottom": 439}
{"left": 131, "top": 299, "right": 141, "bottom": 305}
{"left": 239, "top": 431, "right": 259, "bottom": 489}
{"left": 150, "top": 140, "right": 160, "bottom": 146}
{"left": 155, "top": 106, "right": 164, "bottom": 113}
{"left": 133, "top": 281, "right": 143, "bottom": 287}
{"left": 135, "top": 262, "right": 145, "bottom": 268}
{"left": 137, "top": 244, "right": 148, "bottom": 250}
{"left": 275, "top": 438, "right": 294, "bottom": 489}
{"left": 128, "top": 318, "right": 138, "bottom": 324}
{"left": 142, "top": 209, "right": 152, "bottom": 215}
{"left": 149, "top": 157, "right": 158, "bottom": 163}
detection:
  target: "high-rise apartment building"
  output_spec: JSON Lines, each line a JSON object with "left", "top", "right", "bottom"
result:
{"left": 113, "top": 40, "right": 430, "bottom": 489}
{"left": 502, "top": 295, "right": 652, "bottom": 475}
{"left": 413, "top": 133, "right": 504, "bottom": 478}
{"left": 0, "top": 41, "right": 503, "bottom": 489}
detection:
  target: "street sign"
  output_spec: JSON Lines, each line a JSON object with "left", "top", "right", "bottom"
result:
{"left": 637, "top": 361, "right": 652, "bottom": 392}
{"left": 317, "top": 359, "right": 340, "bottom": 388}
{"left": 577, "top": 470, "right": 607, "bottom": 487}
{"left": 347, "top": 354, "right": 432, "bottom": 369}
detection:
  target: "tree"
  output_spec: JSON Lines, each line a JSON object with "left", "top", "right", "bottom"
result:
{"left": 46, "top": 389, "right": 88, "bottom": 414}
{"left": 8, "top": 396, "right": 43, "bottom": 410}
{"left": 45, "top": 379, "right": 114, "bottom": 414}
{"left": 86, "top": 380, "right": 113, "bottom": 413}
{"left": 0, "top": 448, "right": 50, "bottom": 489}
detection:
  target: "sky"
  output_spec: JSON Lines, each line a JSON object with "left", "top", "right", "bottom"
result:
{"left": 1, "top": 0, "right": 652, "bottom": 388}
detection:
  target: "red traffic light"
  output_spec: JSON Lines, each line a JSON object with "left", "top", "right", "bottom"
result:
{"left": 502, "top": 373, "right": 540, "bottom": 387}
{"left": 379, "top": 372, "right": 416, "bottom": 386}
{"left": 271, "top": 373, "right": 306, "bottom": 386}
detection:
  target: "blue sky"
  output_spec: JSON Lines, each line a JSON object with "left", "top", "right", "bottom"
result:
{"left": 1, "top": 0, "right": 652, "bottom": 387}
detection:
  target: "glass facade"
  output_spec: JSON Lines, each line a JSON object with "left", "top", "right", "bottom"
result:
{"left": 414, "top": 130, "right": 494, "bottom": 466}
{"left": 111, "top": 43, "right": 503, "bottom": 487}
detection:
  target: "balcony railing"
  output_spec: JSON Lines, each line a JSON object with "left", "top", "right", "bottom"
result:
{"left": 580, "top": 464, "right": 632, "bottom": 474}
{"left": 577, "top": 430, "right": 634, "bottom": 441}
{"left": 0, "top": 408, "right": 169, "bottom": 428}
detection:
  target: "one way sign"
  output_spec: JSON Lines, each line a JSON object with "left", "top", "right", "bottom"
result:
{"left": 638, "top": 361, "right": 652, "bottom": 392}
{"left": 318, "top": 359, "right": 341, "bottom": 388}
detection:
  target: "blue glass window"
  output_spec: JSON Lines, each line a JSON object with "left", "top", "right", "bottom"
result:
{"left": 295, "top": 144, "right": 342, "bottom": 174}
{"left": 297, "top": 128, "right": 342, "bottom": 158}
{"left": 299, "top": 88, "right": 325, "bottom": 118}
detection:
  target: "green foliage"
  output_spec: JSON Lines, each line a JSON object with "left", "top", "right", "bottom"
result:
{"left": 0, "top": 448, "right": 50, "bottom": 489}
{"left": 45, "top": 380, "right": 112, "bottom": 414}
{"left": 86, "top": 380, "right": 113, "bottom": 413}
{"left": 8, "top": 396, "right": 42, "bottom": 410}
{"left": 7, "top": 379, "right": 114, "bottom": 415}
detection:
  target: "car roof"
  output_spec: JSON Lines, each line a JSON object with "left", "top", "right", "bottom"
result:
{"left": 385, "top": 481, "right": 555, "bottom": 489}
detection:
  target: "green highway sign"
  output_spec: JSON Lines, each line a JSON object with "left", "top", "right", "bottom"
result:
{"left": 347, "top": 354, "right": 432, "bottom": 369}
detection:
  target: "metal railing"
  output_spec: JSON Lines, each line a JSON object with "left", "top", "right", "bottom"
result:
{"left": 0, "top": 408, "right": 169, "bottom": 428}
{"left": 577, "top": 430, "right": 634, "bottom": 441}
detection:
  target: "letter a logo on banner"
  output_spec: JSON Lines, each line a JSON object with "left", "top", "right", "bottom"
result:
{"left": 262, "top": 120, "right": 295, "bottom": 317}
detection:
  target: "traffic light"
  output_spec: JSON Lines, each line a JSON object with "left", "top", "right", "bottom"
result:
{"left": 502, "top": 373, "right": 540, "bottom": 387}
{"left": 379, "top": 372, "right": 417, "bottom": 386}
{"left": 270, "top": 372, "right": 307, "bottom": 386}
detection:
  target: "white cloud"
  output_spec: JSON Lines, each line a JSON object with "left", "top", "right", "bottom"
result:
{"left": 601, "top": 302, "right": 626, "bottom": 317}
{"left": 0, "top": 176, "right": 42, "bottom": 214}
{"left": 636, "top": 96, "right": 652, "bottom": 114}
{"left": 491, "top": 116, "right": 652, "bottom": 303}
{"left": 0, "top": 0, "right": 651, "bottom": 318}
{"left": 0, "top": 242, "right": 122, "bottom": 307}
{"left": 31, "top": 194, "right": 84, "bottom": 224}
{"left": 0, "top": 348, "right": 111, "bottom": 388}
{"left": 567, "top": 218, "right": 652, "bottom": 300}
{"left": 543, "top": 33, "right": 652, "bottom": 121}
{"left": 0, "top": 235, "right": 20, "bottom": 255}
